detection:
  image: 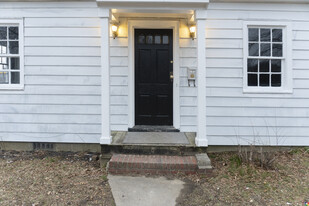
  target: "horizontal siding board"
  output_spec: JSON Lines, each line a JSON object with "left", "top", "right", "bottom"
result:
{"left": 25, "top": 46, "right": 100, "bottom": 56}
{"left": 207, "top": 107, "right": 309, "bottom": 117}
{"left": 208, "top": 135, "right": 309, "bottom": 146}
{"left": 207, "top": 10, "right": 309, "bottom": 21}
{"left": 207, "top": 97, "right": 309, "bottom": 107}
{"left": 25, "top": 76, "right": 100, "bottom": 86}
{"left": 25, "top": 28, "right": 100, "bottom": 37}
{"left": 207, "top": 126, "right": 309, "bottom": 136}
{"left": 25, "top": 56, "right": 101, "bottom": 66}
{"left": 0, "top": 8, "right": 99, "bottom": 18}
{"left": 25, "top": 66, "right": 100, "bottom": 76}
{"left": 207, "top": 116, "right": 309, "bottom": 127}
{"left": 0, "top": 123, "right": 100, "bottom": 134}
{"left": 25, "top": 17, "right": 100, "bottom": 27}
{"left": 0, "top": 114, "right": 100, "bottom": 124}
{"left": 206, "top": 29, "right": 242, "bottom": 39}
{"left": 0, "top": 95, "right": 100, "bottom": 105}
{"left": 206, "top": 39, "right": 243, "bottom": 49}
{"left": 208, "top": 2, "right": 309, "bottom": 12}
{"left": 1, "top": 133, "right": 100, "bottom": 144}
{"left": 0, "top": 104, "right": 100, "bottom": 115}
{"left": 25, "top": 37, "right": 100, "bottom": 47}
{"left": 0, "top": 2, "right": 97, "bottom": 8}
{"left": 110, "top": 47, "right": 129, "bottom": 57}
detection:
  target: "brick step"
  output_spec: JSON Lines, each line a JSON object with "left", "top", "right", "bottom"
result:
{"left": 107, "top": 154, "right": 212, "bottom": 175}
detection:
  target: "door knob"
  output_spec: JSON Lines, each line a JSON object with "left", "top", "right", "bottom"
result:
{"left": 170, "top": 72, "right": 174, "bottom": 82}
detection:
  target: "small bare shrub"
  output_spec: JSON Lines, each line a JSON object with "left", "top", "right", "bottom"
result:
{"left": 238, "top": 145, "right": 277, "bottom": 169}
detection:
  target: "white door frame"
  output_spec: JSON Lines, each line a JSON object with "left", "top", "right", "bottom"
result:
{"left": 128, "top": 20, "right": 180, "bottom": 129}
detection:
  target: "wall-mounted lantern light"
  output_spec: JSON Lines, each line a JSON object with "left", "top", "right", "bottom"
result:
{"left": 189, "top": 25, "right": 196, "bottom": 40}
{"left": 111, "top": 24, "right": 118, "bottom": 39}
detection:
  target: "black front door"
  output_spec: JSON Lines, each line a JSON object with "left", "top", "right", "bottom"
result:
{"left": 135, "top": 29, "right": 173, "bottom": 125}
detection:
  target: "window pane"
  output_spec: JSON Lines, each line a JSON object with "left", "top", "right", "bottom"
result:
{"left": 0, "top": 71, "right": 9, "bottom": 84}
{"left": 0, "top": 57, "right": 8, "bottom": 70}
{"left": 249, "top": 28, "right": 259, "bottom": 42}
{"left": 260, "top": 43, "right": 270, "bottom": 56}
{"left": 271, "top": 60, "right": 281, "bottom": 72}
{"left": 0, "top": 41, "right": 7, "bottom": 54}
{"left": 248, "top": 74, "right": 257, "bottom": 86}
{"left": 248, "top": 59, "right": 258, "bottom": 72}
{"left": 259, "top": 74, "right": 270, "bottom": 86}
{"left": 272, "top": 44, "right": 282, "bottom": 57}
{"left": 0, "top": 27, "right": 7, "bottom": 40}
{"left": 272, "top": 29, "right": 282, "bottom": 42}
{"left": 271, "top": 74, "right": 281, "bottom": 87}
{"left": 9, "top": 27, "right": 18, "bottom": 40}
{"left": 260, "top": 29, "right": 271, "bottom": 42}
{"left": 162, "top": 35, "right": 169, "bottom": 44}
{"left": 146, "top": 35, "right": 153, "bottom": 44}
{"left": 138, "top": 35, "right": 145, "bottom": 44}
{"left": 9, "top": 41, "right": 18, "bottom": 54}
{"left": 11, "top": 72, "right": 20, "bottom": 84}
{"left": 154, "top": 35, "right": 161, "bottom": 44}
{"left": 249, "top": 43, "right": 259, "bottom": 56}
{"left": 259, "top": 59, "right": 270, "bottom": 72}
{"left": 10, "top": 57, "right": 20, "bottom": 70}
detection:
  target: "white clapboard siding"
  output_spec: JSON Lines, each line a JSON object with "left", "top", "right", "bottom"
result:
{"left": 205, "top": 2, "right": 309, "bottom": 145}
{"left": 25, "top": 37, "right": 100, "bottom": 47}
{"left": 0, "top": 123, "right": 100, "bottom": 134}
{"left": 25, "top": 66, "right": 101, "bottom": 76}
{"left": 0, "top": 1, "right": 101, "bottom": 143}
{"left": 0, "top": 114, "right": 101, "bottom": 124}
{"left": 0, "top": 1, "right": 309, "bottom": 146}
{"left": 109, "top": 37, "right": 129, "bottom": 128}
{"left": 179, "top": 43, "right": 197, "bottom": 131}
{"left": 1, "top": 133, "right": 100, "bottom": 144}
{"left": 25, "top": 47, "right": 100, "bottom": 57}
{"left": 0, "top": 104, "right": 100, "bottom": 115}
{"left": 25, "top": 18, "right": 100, "bottom": 28}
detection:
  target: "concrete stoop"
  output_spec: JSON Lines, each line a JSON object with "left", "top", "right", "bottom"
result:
{"left": 107, "top": 153, "right": 212, "bottom": 175}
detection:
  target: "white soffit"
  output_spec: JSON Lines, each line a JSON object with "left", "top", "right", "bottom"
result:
{"left": 97, "top": 0, "right": 208, "bottom": 19}
{"left": 96, "top": 0, "right": 209, "bottom": 9}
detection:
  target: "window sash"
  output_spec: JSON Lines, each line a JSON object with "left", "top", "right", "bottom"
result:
{"left": 0, "top": 19, "right": 24, "bottom": 90}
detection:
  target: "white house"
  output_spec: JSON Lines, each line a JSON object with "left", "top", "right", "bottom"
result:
{"left": 0, "top": 0, "right": 309, "bottom": 149}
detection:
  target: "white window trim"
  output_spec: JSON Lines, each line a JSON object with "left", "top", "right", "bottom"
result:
{"left": 0, "top": 19, "right": 24, "bottom": 90}
{"left": 243, "top": 21, "right": 293, "bottom": 94}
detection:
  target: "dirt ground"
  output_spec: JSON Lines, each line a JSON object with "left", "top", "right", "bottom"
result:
{"left": 0, "top": 151, "right": 114, "bottom": 206}
{"left": 0, "top": 148, "right": 308, "bottom": 206}
{"left": 177, "top": 148, "right": 309, "bottom": 206}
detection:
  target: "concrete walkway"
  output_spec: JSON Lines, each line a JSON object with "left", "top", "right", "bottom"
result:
{"left": 108, "top": 175, "right": 185, "bottom": 206}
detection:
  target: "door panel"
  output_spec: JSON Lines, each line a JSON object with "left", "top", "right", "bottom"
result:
{"left": 135, "top": 29, "right": 173, "bottom": 125}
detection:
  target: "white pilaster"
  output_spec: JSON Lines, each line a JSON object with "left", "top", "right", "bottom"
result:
{"left": 195, "top": 10, "right": 208, "bottom": 147}
{"left": 99, "top": 8, "right": 112, "bottom": 144}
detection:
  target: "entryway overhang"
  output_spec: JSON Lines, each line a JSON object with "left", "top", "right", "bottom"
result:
{"left": 97, "top": 0, "right": 209, "bottom": 147}
{"left": 97, "top": 0, "right": 208, "bottom": 20}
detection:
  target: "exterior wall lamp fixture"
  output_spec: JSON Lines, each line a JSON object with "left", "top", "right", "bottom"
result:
{"left": 111, "top": 24, "right": 119, "bottom": 39}
{"left": 189, "top": 25, "right": 196, "bottom": 40}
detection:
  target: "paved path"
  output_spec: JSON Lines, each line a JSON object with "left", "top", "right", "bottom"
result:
{"left": 108, "top": 175, "right": 185, "bottom": 206}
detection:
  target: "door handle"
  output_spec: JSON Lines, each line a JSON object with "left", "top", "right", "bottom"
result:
{"left": 170, "top": 72, "right": 174, "bottom": 82}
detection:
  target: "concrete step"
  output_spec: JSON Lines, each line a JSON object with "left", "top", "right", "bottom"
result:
{"left": 107, "top": 154, "right": 212, "bottom": 175}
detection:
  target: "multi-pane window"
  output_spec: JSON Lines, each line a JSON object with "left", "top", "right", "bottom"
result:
{"left": 138, "top": 34, "right": 169, "bottom": 45}
{"left": 0, "top": 25, "right": 21, "bottom": 86}
{"left": 247, "top": 27, "right": 283, "bottom": 87}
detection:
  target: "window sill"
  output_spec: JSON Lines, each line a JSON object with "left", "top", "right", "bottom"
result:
{"left": 243, "top": 87, "right": 293, "bottom": 94}
{"left": 0, "top": 85, "right": 24, "bottom": 91}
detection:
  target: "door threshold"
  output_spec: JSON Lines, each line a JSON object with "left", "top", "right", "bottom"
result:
{"left": 128, "top": 125, "right": 180, "bottom": 132}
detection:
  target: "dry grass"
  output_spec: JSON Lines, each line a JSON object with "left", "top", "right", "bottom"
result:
{"left": 178, "top": 148, "right": 309, "bottom": 206}
{"left": 0, "top": 151, "right": 114, "bottom": 206}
